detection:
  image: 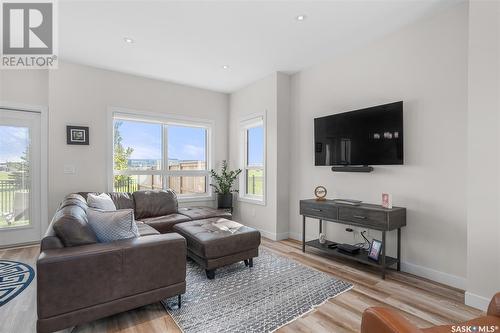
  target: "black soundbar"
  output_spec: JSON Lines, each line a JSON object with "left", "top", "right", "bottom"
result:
{"left": 331, "top": 166, "right": 374, "bottom": 173}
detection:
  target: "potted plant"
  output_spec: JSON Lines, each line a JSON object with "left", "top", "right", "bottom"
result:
{"left": 210, "top": 160, "right": 242, "bottom": 209}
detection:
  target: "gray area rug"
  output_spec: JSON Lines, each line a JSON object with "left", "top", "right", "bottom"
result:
{"left": 162, "top": 248, "right": 353, "bottom": 333}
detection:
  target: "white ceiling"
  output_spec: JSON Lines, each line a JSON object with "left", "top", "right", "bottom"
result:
{"left": 59, "top": 0, "right": 456, "bottom": 93}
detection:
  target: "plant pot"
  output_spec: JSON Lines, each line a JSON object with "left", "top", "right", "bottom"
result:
{"left": 217, "top": 193, "right": 233, "bottom": 209}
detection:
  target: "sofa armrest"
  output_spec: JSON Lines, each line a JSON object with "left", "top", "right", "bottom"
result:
{"left": 40, "top": 236, "right": 64, "bottom": 251}
{"left": 37, "top": 233, "right": 186, "bottom": 320}
{"left": 361, "top": 307, "right": 422, "bottom": 333}
{"left": 488, "top": 293, "right": 500, "bottom": 317}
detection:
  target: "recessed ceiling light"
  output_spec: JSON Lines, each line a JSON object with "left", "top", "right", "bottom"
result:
{"left": 222, "top": 65, "right": 229, "bottom": 69}
{"left": 124, "top": 37, "right": 134, "bottom": 44}
{"left": 296, "top": 15, "right": 306, "bottom": 21}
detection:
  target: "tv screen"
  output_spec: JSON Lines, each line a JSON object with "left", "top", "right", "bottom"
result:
{"left": 314, "top": 101, "right": 403, "bottom": 166}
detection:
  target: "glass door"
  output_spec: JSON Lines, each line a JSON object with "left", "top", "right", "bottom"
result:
{"left": 0, "top": 109, "right": 41, "bottom": 246}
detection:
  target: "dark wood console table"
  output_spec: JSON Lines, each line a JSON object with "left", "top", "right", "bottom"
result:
{"left": 300, "top": 199, "right": 406, "bottom": 279}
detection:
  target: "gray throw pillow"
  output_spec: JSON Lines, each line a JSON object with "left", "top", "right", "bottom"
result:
{"left": 86, "top": 208, "right": 140, "bottom": 243}
{"left": 87, "top": 193, "right": 117, "bottom": 211}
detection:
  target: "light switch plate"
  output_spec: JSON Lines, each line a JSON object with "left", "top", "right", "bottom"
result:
{"left": 63, "top": 164, "right": 76, "bottom": 174}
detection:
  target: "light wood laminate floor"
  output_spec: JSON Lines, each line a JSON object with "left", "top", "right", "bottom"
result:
{"left": 0, "top": 239, "right": 482, "bottom": 333}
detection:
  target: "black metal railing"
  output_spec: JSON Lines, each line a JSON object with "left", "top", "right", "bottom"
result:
{"left": 114, "top": 177, "right": 139, "bottom": 193}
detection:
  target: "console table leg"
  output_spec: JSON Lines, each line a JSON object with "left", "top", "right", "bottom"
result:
{"left": 302, "top": 216, "right": 306, "bottom": 253}
{"left": 319, "top": 219, "right": 323, "bottom": 234}
{"left": 381, "top": 231, "right": 386, "bottom": 279}
{"left": 397, "top": 228, "right": 401, "bottom": 271}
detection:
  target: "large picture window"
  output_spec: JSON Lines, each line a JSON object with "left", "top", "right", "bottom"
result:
{"left": 112, "top": 113, "right": 211, "bottom": 198}
{"left": 240, "top": 115, "right": 265, "bottom": 203}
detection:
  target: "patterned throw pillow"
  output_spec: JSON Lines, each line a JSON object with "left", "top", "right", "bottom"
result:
{"left": 87, "top": 193, "right": 117, "bottom": 211}
{"left": 86, "top": 208, "right": 140, "bottom": 243}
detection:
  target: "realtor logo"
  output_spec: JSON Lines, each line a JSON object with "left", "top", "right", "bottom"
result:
{"left": 1, "top": 1, "right": 58, "bottom": 68}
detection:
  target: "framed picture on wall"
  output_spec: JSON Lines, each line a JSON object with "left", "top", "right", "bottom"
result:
{"left": 66, "top": 126, "right": 89, "bottom": 145}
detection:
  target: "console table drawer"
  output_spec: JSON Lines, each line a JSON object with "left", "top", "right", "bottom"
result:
{"left": 300, "top": 205, "right": 337, "bottom": 219}
{"left": 338, "top": 207, "right": 387, "bottom": 228}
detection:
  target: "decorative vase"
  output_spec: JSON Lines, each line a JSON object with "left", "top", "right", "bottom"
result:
{"left": 319, "top": 233, "right": 327, "bottom": 244}
{"left": 217, "top": 193, "right": 233, "bottom": 209}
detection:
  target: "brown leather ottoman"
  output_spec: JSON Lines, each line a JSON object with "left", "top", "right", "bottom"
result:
{"left": 173, "top": 218, "right": 261, "bottom": 279}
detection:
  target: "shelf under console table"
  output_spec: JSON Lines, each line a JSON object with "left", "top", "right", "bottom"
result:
{"left": 299, "top": 199, "right": 407, "bottom": 279}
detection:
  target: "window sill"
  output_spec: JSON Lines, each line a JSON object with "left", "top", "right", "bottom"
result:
{"left": 238, "top": 196, "right": 266, "bottom": 206}
{"left": 177, "top": 195, "right": 214, "bottom": 203}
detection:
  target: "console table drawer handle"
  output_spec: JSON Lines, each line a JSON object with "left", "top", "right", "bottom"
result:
{"left": 353, "top": 215, "right": 367, "bottom": 219}
{"left": 310, "top": 208, "right": 322, "bottom": 212}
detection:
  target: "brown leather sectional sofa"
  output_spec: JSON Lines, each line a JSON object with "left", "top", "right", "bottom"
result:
{"left": 37, "top": 190, "right": 231, "bottom": 333}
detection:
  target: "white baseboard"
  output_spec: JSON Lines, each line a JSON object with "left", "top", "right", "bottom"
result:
{"left": 258, "top": 229, "right": 289, "bottom": 241}
{"left": 287, "top": 231, "right": 466, "bottom": 290}
{"left": 275, "top": 232, "right": 289, "bottom": 241}
{"left": 400, "top": 261, "right": 466, "bottom": 290}
{"left": 465, "top": 291, "right": 491, "bottom": 311}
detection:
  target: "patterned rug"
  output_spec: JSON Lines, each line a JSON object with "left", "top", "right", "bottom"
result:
{"left": 162, "top": 249, "right": 352, "bottom": 333}
{"left": 0, "top": 260, "right": 35, "bottom": 306}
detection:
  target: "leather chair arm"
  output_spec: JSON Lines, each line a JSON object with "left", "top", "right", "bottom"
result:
{"left": 37, "top": 233, "right": 186, "bottom": 320}
{"left": 488, "top": 293, "right": 500, "bottom": 317}
{"left": 361, "top": 307, "right": 422, "bottom": 333}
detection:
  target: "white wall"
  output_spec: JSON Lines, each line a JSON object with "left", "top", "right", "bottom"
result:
{"left": 228, "top": 72, "right": 291, "bottom": 240}
{"left": 2, "top": 62, "right": 229, "bottom": 218}
{"left": 466, "top": 0, "right": 500, "bottom": 310}
{"left": 276, "top": 73, "right": 291, "bottom": 236}
{"left": 288, "top": 3, "right": 469, "bottom": 288}
{"left": 0, "top": 70, "right": 48, "bottom": 106}
{"left": 229, "top": 73, "right": 278, "bottom": 239}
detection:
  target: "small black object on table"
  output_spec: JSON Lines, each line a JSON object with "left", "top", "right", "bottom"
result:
{"left": 300, "top": 199, "right": 406, "bottom": 279}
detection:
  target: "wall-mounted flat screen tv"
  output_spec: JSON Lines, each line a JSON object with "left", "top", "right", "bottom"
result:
{"left": 314, "top": 101, "right": 403, "bottom": 166}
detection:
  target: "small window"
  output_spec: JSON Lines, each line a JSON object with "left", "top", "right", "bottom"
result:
{"left": 240, "top": 116, "right": 265, "bottom": 203}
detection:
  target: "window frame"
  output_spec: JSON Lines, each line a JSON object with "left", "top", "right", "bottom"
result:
{"left": 239, "top": 113, "right": 266, "bottom": 205}
{"left": 108, "top": 108, "right": 213, "bottom": 202}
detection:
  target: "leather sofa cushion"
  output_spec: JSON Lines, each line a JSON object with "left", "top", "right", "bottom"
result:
{"left": 133, "top": 190, "right": 178, "bottom": 219}
{"left": 108, "top": 192, "right": 135, "bottom": 210}
{"left": 52, "top": 195, "right": 98, "bottom": 247}
{"left": 173, "top": 218, "right": 260, "bottom": 259}
{"left": 139, "top": 214, "right": 191, "bottom": 234}
{"left": 136, "top": 221, "right": 161, "bottom": 236}
{"left": 178, "top": 207, "right": 232, "bottom": 220}
{"left": 60, "top": 193, "right": 88, "bottom": 210}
